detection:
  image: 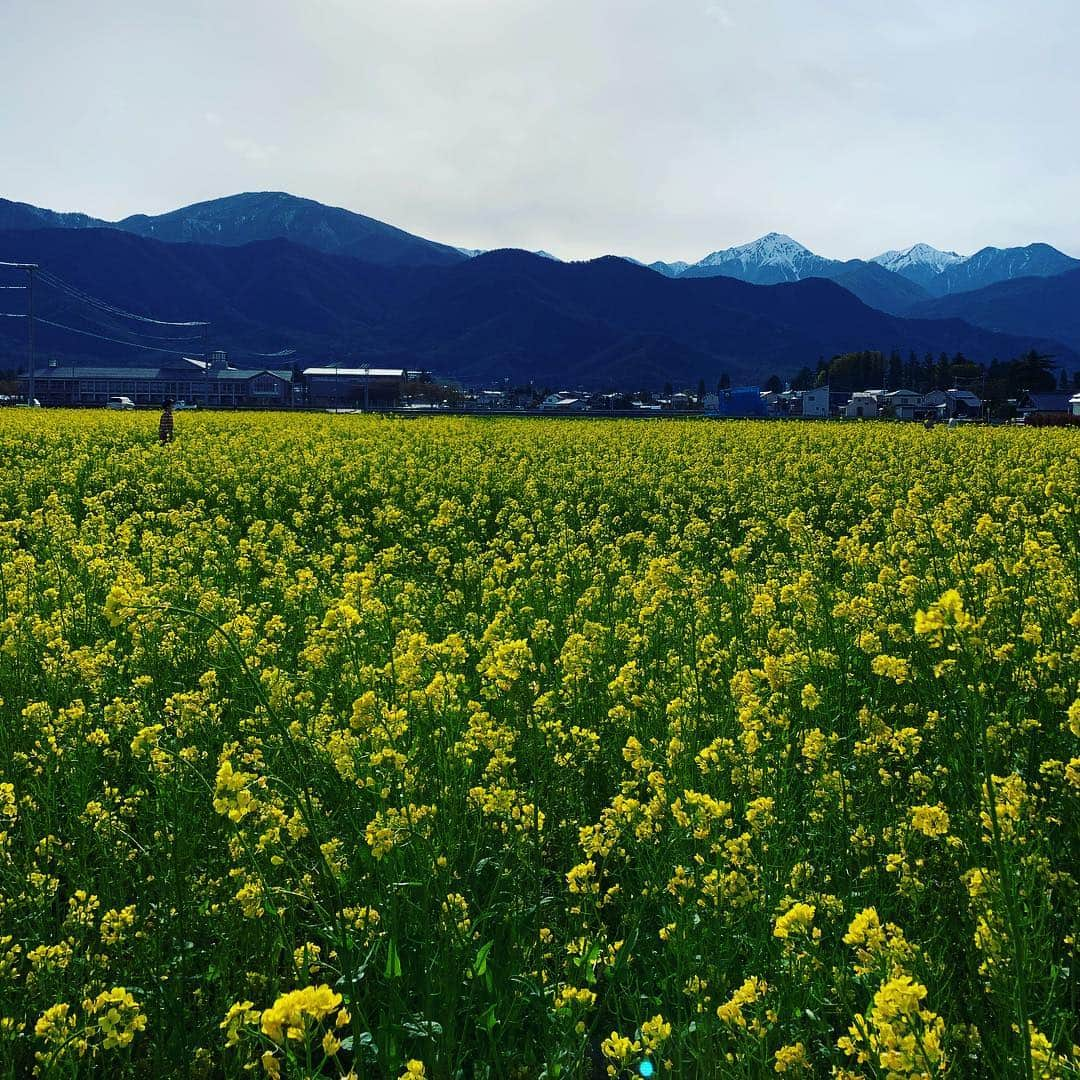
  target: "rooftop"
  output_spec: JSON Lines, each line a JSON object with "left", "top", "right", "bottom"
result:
{"left": 303, "top": 367, "right": 406, "bottom": 378}
{"left": 29, "top": 364, "right": 292, "bottom": 381}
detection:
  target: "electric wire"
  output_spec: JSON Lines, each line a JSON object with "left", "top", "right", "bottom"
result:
{"left": 39, "top": 295, "right": 206, "bottom": 342}
{"left": 35, "top": 270, "right": 209, "bottom": 327}
{"left": 34, "top": 319, "right": 200, "bottom": 354}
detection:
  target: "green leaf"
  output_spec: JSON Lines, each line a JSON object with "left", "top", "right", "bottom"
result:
{"left": 583, "top": 941, "right": 603, "bottom": 984}
{"left": 473, "top": 939, "right": 494, "bottom": 977}
{"left": 403, "top": 1018, "right": 443, "bottom": 1040}
{"left": 385, "top": 937, "right": 402, "bottom": 978}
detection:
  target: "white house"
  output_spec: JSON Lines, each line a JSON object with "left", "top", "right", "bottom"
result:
{"left": 883, "top": 389, "right": 923, "bottom": 420}
{"left": 539, "top": 392, "right": 586, "bottom": 412}
{"left": 844, "top": 390, "right": 884, "bottom": 419}
{"left": 799, "top": 386, "right": 830, "bottom": 418}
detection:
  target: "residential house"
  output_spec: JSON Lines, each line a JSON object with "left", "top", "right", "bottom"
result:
{"left": 760, "top": 390, "right": 781, "bottom": 416}
{"left": 1016, "top": 391, "right": 1073, "bottom": 421}
{"left": 882, "top": 389, "right": 924, "bottom": 420}
{"left": 922, "top": 388, "right": 983, "bottom": 419}
{"left": 538, "top": 392, "right": 587, "bottom": 412}
{"left": 797, "top": 386, "right": 830, "bottom": 418}
{"left": 844, "top": 390, "right": 886, "bottom": 419}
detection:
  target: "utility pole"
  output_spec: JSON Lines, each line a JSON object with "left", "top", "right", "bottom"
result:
{"left": 27, "top": 267, "right": 35, "bottom": 406}
{"left": 0, "top": 262, "right": 38, "bottom": 404}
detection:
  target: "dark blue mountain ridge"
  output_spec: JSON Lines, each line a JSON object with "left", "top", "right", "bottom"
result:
{"left": 932, "top": 243, "right": 1079, "bottom": 297}
{"left": 908, "top": 267, "right": 1080, "bottom": 354}
{"left": 5, "top": 192, "right": 1078, "bottom": 310}
{"left": 1, "top": 228, "right": 1073, "bottom": 387}
{"left": 0, "top": 198, "right": 108, "bottom": 232}
{"left": 0, "top": 192, "right": 464, "bottom": 268}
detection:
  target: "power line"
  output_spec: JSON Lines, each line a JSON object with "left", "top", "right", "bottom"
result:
{"left": 38, "top": 295, "right": 206, "bottom": 342}
{"left": 35, "top": 270, "right": 209, "bottom": 327}
{"left": 34, "top": 318, "right": 201, "bottom": 355}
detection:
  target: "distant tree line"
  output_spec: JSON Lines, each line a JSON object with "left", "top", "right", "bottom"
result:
{"left": 771, "top": 349, "right": 1078, "bottom": 400}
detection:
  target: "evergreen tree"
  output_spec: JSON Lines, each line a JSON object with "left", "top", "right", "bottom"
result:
{"left": 923, "top": 352, "right": 936, "bottom": 392}
{"left": 1013, "top": 350, "right": 1057, "bottom": 393}
{"left": 888, "top": 350, "right": 903, "bottom": 389}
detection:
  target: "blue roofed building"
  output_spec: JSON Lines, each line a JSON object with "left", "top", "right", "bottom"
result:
{"left": 706, "top": 385, "right": 765, "bottom": 417}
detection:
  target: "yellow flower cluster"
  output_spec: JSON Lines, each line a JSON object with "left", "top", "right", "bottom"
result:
{"left": 259, "top": 985, "right": 342, "bottom": 1043}
{"left": 33, "top": 986, "right": 146, "bottom": 1068}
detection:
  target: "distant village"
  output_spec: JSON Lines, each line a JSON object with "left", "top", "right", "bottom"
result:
{"left": 7, "top": 350, "right": 1080, "bottom": 424}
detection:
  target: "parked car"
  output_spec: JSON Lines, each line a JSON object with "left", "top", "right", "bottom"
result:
{"left": 173, "top": 400, "right": 197, "bottom": 410}
{"left": 106, "top": 396, "right": 136, "bottom": 410}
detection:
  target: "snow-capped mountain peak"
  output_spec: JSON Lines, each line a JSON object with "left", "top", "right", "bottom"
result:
{"left": 697, "top": 232, "right": 812, "bottom": 268}
{"left": 872, "top": 243, "right": 963, "bottom": 275}
{"left": 677, "top": 233, "right": 838, "bottom": 285}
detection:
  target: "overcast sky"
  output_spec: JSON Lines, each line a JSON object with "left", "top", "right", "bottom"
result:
{"left": 3, "top": 0, "right": 1078, "bottom": 263}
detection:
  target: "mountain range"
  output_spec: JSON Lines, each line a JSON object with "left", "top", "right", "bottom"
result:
{"left": 1, "top": 192, "right": 1078, "bottom": 384}
{"left": 0, "top": 192, "right": 463, "bottom": 268}
{"left": 651, "top": 232, "right": 1080, "bottom": 317}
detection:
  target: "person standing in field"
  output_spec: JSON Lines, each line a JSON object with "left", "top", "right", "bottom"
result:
{"left": 159, "top": 399, "right": 175, "bottom": 445}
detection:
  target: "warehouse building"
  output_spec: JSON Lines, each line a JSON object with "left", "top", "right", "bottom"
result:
{"left": 303, "top": 367, "right": 407, "bottom": 407}
{"left": 21, "top": 352, "right": 294, "bottom": 407}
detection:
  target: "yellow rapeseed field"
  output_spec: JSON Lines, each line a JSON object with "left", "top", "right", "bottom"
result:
{"left": 0, "top": 411, "right": 1077, "bottom": 1078}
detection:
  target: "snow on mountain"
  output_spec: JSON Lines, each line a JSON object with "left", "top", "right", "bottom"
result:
{"left": 697, "top": 232, "right": 812, "bottom": 270}
{"left": 940, "top": 244, "right": 1079, "bottom": 295}
{"left": 869, "top": 243, "right": 966, "bottom": 294}
{"left": 647, "top": 260, "right": 690, "bottom": 277}
{"left": 678, "top": 233, "right": 839, "bottom": 285}
{"left": 872, "top": 243, "right": 964, "bottom": 275}
{"left": 873, "top": 241, "right": 1078, "bottom": 296}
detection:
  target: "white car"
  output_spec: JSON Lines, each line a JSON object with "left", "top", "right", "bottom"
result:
{"left": 106, "top": 396, "right": 136, "bottom": 410}
{"left": 173, "top": 400, "right": 197, "bottom": 410}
